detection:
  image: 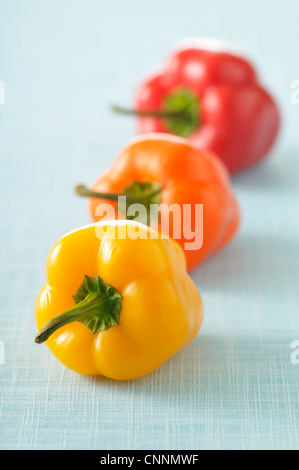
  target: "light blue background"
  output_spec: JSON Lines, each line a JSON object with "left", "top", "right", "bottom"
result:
{"left": 0, "top": 0, "right": 299, "bottom": 450}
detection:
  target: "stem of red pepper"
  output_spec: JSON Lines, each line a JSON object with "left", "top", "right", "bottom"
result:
{"left": 111, "top": 87, "right": 200, "bottom": 138}
{"left": 111, "top": 105, "right": 186, "bottom": 119}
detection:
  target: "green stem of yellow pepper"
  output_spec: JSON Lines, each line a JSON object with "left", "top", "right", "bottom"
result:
{"left": 35, "top": 275, "right": 122, "bottom": 344}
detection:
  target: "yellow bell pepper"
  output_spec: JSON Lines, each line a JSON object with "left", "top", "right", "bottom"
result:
{"left": 35, "top": 220, "right": 204, "bottom": 380}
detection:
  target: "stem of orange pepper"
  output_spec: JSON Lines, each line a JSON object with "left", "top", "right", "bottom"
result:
{"left": 75, "top": 184, "right": 142, "bottom": 203}
{"left": 75, "top": 182, "right": 162, "bottom": 204}
{"left": 76, "top": 182, "right": 163, "bottom": 225}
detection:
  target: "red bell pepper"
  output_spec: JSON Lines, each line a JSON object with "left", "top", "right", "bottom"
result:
{"left": 113, "top": 38, "right": 280, "bottom": 175}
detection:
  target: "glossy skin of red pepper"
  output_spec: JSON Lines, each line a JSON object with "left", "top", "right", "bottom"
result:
{"left": 132, "top": 39, "right": 280, "bottom": 175}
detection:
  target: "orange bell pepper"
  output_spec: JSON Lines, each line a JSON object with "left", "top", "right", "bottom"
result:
{"left": 35, "top": 220, "right": 204, "bottom": 380}
{"left": 76, "top": 134, "right": 240, "bottom": 271}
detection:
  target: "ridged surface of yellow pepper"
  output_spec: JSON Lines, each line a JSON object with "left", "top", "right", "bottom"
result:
{"left": 35, "top": 220, "right": 204, "bottom": 380}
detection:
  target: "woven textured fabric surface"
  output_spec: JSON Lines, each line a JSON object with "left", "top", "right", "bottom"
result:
{"left": 0, "top": 0, "right": 299, "bottom": 450}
